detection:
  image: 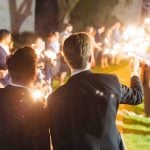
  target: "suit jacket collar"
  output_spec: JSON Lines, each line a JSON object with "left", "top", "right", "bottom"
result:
{"left": 68, "top": 70, "right": 92, "bottom": 83}
{"left": 4, "top": 84, "right": 30, "bottom": 95}
{"left": 9, "top": 83, "right": 30, "bottom": 91}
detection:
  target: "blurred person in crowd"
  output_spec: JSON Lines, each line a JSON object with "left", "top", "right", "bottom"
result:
{"left": 47, "top": 32, "right": 143, "bottom": 150}
{"left": 95, "top": 26, "right": 105, "bottom": 43}
{"left": 60, "top": 24, "right": 73, "bottom": 46}
{"left": 85, "top": 26, "right": 97, "bottom": 67}
{"left": 102, "top": 27, "right": 114, "bottom": 68}
{"left": 43, "top": 50, "right": 58, "bottom": 95}
{"left": 59, "top": 24, "right": 73, "bottom": 85}
{"left": 32, "top": 36, "right": 45, "bottom": 57}
{"left": 111, "top": 22, "right": 122, "bottom": 65}
{"left": 95, "top": 26, "right": 106, "bottom": 66}
{"left": 32, "top": 37, "right": 47, "bottom": 90}
{"left": 0, "top": 29, "right": 12, "bottom": 87}
{"left": 46, "top": 32, "right": 61, "bottom": 86}
{"left": 46, "top": 32, "right": 60, "bottom": 55}
{"left": 0, "top": 46, "right": 50, "bottom": 150}
{"left": 32, "top": 36, "right": 45, "bottom": 76}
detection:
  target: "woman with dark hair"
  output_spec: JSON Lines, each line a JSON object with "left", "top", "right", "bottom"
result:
{"left": 0, "top": 46, "right": 50, "bottom": 150}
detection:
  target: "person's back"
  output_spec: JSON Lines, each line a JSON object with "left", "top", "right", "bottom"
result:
{"left": 47, "top": 32, "right": 143, "bottom": 150}
{"left": 0, "top": 46, "right": 50, "bottom": 150}
{"left": 0, "top": 86, "right": 37, "bottom": 150}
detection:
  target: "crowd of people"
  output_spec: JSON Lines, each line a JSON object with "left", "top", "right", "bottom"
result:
{"left": 0, "top": 22, "right": 146, "bottom": 150}
{"left": 1, "top": 21, "right": 150, "bottom": 94}
{"left": 31, "top": 21, "right": 150, "bottom": 96}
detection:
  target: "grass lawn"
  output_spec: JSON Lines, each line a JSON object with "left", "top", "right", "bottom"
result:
{"left": 124, "top": 134, "right": 150, "bottom": 150}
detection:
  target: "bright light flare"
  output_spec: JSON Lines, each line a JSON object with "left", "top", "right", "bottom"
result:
{"left": 103, "top": 48, "right": 110, "bottom": 55}
{"left": 32, "top": 89, "right": 43, "bottom": 102}
{"left": 44, "top": 50, "right": 57, "bottom": 59}
{"left": 144, "top": 18, "right": 150, "bottom": 25}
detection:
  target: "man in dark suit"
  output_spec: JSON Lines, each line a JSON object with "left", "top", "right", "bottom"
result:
{"left": 0, "top": 46, "right": 50, "bottom": 150}
{"left": 47, "top": 33, "right": 143, "bottom": 150}
{"left": 0, "top": 29, "right": 12, "bottom": 87}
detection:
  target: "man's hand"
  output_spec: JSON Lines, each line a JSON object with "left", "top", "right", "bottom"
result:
{"left": 130, "top": 57, "right": 140, "bottom": 77}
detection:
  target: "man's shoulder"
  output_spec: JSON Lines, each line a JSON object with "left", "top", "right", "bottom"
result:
{"left": 47, "top": 83, "right": 69, "bottom": 101}
{"left": 91, "top": 72, "right": 119, "bottom": 81}
{"left": 0, "top": 85, "right": 31, "bottom": 98}
{"left": 93, "top": 72, "right": 116, "bottom": 77}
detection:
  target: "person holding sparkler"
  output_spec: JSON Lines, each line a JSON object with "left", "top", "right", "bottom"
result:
{"left": 47, "top": 32, "right": 143, "bottom": 150}
{"left": 0, "top": 46, "right": 50, "bottom": 150}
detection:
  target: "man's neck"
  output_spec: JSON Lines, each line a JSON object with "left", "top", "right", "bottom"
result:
{"left": 71, "top": 65, "right": 90, "bottom": 77}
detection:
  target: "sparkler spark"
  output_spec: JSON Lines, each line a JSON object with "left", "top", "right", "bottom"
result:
{"left": 32, "top": 89, "right": 43, "bottom": 102}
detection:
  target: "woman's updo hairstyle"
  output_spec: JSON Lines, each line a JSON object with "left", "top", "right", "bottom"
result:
{"left": 7, "top": 46, "right": 37, "bottom": 83}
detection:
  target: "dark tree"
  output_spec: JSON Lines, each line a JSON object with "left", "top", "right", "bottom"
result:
{"left": 8, "top": 0, "right": 33, "bottom": 34}
{"left": 35, "top": 0, "right": 59, "bottom": 36}
{"left": 35, "top": 0, "right": 80, "bottom": 36}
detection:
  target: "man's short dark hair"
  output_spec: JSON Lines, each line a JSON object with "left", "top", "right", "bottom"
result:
{"left": 63, "top": 32, "right": 92, "bottom": 69}
{"left": 7, "top": 46, "right": 37, "bottom": 83}
{"left": 0, "top": 29, "right": 10, "bottom": 41}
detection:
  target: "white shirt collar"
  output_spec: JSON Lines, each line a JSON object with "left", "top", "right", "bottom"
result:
{"left": 0, "top": 43, "right": 10, "bottom": 55}
{"left": 9, "top": 83, "right": 30, "bottom": 91}
{"left": 71, "top": 65, "right": 91, "bottom": 77}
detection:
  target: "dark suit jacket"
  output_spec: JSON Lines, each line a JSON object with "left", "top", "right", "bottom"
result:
{"left": 47, "top": 70, "right": 143, "bottom": 150}
{"left": 0, "top": 85, "right": 50, "bottom": 150}
{"left": 0, "top": 46, "right": 11, "bottom": 86}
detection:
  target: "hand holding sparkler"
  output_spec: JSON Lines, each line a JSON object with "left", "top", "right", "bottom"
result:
{"left": 130, "top": 56, "right": 140, "bottom": 77}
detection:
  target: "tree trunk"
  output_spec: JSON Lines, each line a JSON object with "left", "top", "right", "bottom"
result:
{"left": 8, "top": 0, "right": 33, "bottom": 34}
{"left": 57, "top": 0, "right": 80, "bottom": 29}
{"left": 35, "top": 0, "right": 59, "bottom": 36}
{"left": 35, "top": 0, "right": 80, "bottom": 35}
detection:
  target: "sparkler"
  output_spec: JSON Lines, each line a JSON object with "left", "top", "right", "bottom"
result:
{"left": 44, "top": 50, "right": 57, "bottom": 59}
{"left": 32, "top": 89, "right": 44, "bottom": 102}
{"left": 102, "top": 21, "right": 150, "bottom": 70}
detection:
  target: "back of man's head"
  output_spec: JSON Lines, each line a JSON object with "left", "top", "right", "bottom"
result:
{"left": 7, "top": 46, "right": 37, "bottom": 84}
{"left": 0, "top": 29, "right": 10, "bottom": 42}
{"left": 63, "top": 32, "right": 92, "bottom": 69}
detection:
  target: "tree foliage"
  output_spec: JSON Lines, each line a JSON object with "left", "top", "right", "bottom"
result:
{"left": 57, "top": 0, "right": 80, "bottom": 24}
{"left": 35, "top": 0, "right": 80, "bottom": 35}
{"left": 70, "top": 0, "right": 119, "bottom": 31}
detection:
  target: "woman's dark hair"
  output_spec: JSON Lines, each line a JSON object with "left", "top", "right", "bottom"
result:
{"left": 7, "top": 46, "right": 37, "bottom": 84}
